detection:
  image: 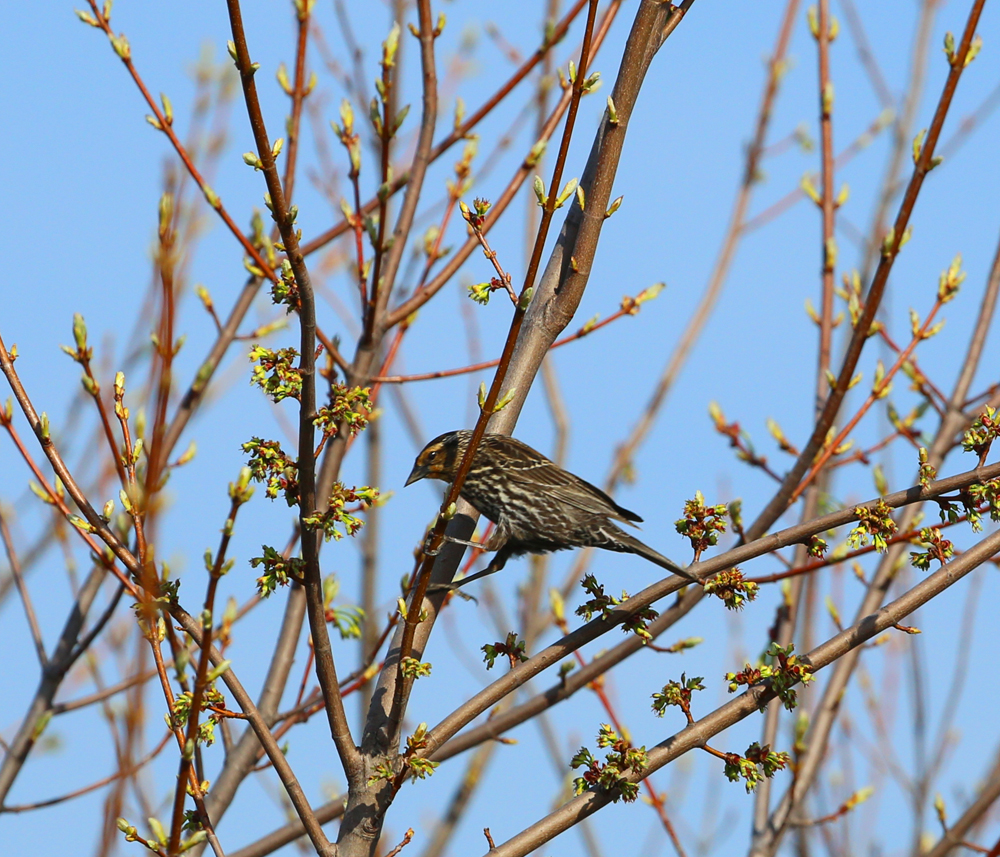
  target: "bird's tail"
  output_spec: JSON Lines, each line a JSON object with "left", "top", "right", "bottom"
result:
{"left": 614, "top": 531, "right": 699, "bottom": 583}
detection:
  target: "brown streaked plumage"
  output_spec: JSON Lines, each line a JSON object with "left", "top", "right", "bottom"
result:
{"left": 406, "top": 430, "right": 696, "bottom": 587}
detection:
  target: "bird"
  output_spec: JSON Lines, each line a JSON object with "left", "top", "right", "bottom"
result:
{"left": 405, "top": 430, "right": 697, "bottom": 588}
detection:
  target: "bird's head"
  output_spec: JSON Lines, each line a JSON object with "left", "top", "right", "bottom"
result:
{"left": 405, "top": 430, "right": 470, "bottom": 486}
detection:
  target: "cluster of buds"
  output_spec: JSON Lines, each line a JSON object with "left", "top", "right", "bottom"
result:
{"left": 571, "top": 724, "right": 648, "bottom": 803}
{"left": 722, "top": 742, "right": 791, "bottom": 793}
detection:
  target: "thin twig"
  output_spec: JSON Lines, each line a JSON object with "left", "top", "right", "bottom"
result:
{"left": 0, "top": 507, "right": 47, "bottom": 667}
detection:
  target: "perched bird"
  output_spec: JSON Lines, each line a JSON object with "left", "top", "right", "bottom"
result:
{"left": 405, "top": 430, "right": 697, "bottom": 588}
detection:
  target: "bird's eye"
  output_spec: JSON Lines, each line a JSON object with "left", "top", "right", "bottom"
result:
{"left": 427, "top": 450, "right": 437, "bottom": 460}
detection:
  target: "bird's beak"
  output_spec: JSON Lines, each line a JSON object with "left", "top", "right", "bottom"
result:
{"left": 405, "top": 463, "right": 428, "bottom": 486}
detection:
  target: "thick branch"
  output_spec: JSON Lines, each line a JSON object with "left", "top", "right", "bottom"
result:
{"left": 486, "top": 528, "right": 1000, "bottom": 857}
{"left": 422, "top": 459, "right": 1000, "bottom": 759}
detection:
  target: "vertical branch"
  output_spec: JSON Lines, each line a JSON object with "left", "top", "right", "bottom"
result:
{"left": 113, "top": 374, "right": 150, "bottom": 586}
{"left": 145, "top": 192, "right": 179, "bottom": 504}
{"left": 753, "top": 4, "right": 839, "bottom": 844}
{"left": 815, "top": 0, "right": 836, "bottom": 382}
{"left": 753, "top": 58, "right": 997, "bottom": 857}
{"left": 335, "top": 1, "right": 666, "bottom": 852}
{"left": 0, "top": 509, "right": 47, "bottom": 667}
{"left": 388, "top": 0, "right": 603, "bottom": 741}
{"left": 202, "top": 584, "right": 307, "bottom": 828}
{"left": 197, "top": 4, "right": 320, "bottom": 805}
{"left": 167, "top": 485, "right": 249, "bottom": 855}
{"left": 364, "top": 19, "right": 402, "bottom": 344}
{"left": 522, "top": 8, "right": 568, "bottom": 624}
{"left": 315, "top": 0, "right": 441, "bottom": 506}
{"left": 359, "top": 3, "right": 697, "bottom": 798}
{"left": 370, "top": 2, "right": 439, "bottom": 329}
{"left": 281, "top": 0, "right": 312, "bottom": 202}
{"left": 387, "top": 0, "right": 697, "bottom": 774}
{"left": 521, "top": 354, "right": 568, "bottom": 633}
{"left": 358, "top": 417, "right": 382, "bottom": 722}
{"left": 225, "top": 0, "right": 361, "bottom": 800}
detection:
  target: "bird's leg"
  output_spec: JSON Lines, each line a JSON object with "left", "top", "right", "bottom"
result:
{"left": 441, "top": 528, "right": 505, "bottom": 552}
{"left": 427, "top": 564, "right": 498, "bottom": 593}
{"left": 427, "top": 545, "right": 512, "bottom": 593}
{"left": 422, "top": 531, "right": 491, "bottom": 558}
{"left": 440, "top": 534, "right": 489, "bottom": 551}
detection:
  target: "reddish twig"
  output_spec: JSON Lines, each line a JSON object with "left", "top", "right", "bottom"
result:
{"left": 372, "top": 287, "right": 660, "bottom": 385}
{"left": 298, "top": 0, "right": 593, "bottom": 257}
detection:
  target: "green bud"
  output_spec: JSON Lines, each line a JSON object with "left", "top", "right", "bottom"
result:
{"left": 206, "top": 659, "right": 232, "bottom": 684}
{"left": 533, "top": 175, "right": 546, "bottom": 206}
{"left": 160, "top": 93, "right": 173, "bottom": 126}
{"left": 73, "top": 313, "right": 88, "bottom": 352}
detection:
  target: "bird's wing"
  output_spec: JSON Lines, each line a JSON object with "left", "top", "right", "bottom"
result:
{"left": 501, "top": 452, "right": 643, "bottom": 524}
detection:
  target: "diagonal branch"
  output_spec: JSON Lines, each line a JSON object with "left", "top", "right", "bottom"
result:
{"left": 486, "top": 526, "right": 1000, "bottom": 857}
{"left": 421, "top": 457, "right": 1000, "bottom": 760}
{"left": 334, "top": 3, "right": 696, "bottom": 856}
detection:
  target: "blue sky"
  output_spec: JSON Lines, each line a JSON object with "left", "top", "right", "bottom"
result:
{"left": 3, "top": 2, "right": 1000, "bottom": 856}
